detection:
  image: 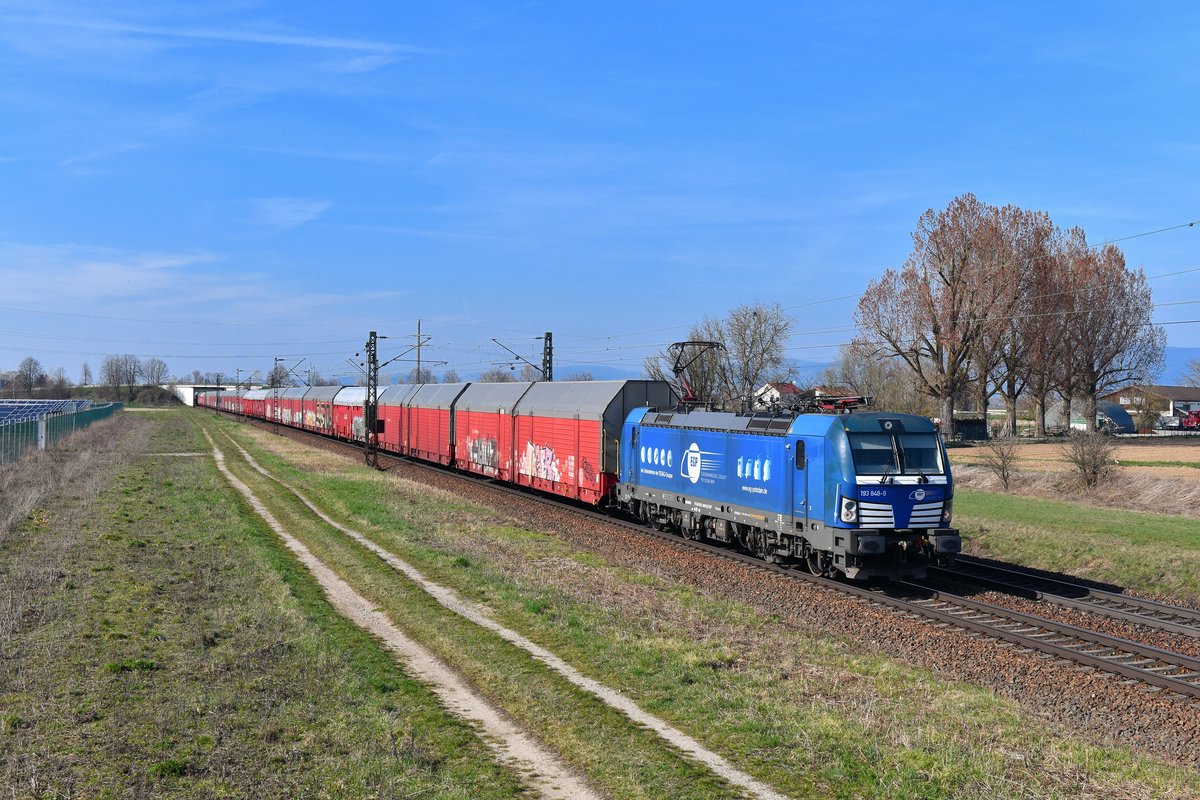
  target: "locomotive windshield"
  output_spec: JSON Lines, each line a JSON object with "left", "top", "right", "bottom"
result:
{"left": 848, "top": 432, "right": 944, "bottom": 476}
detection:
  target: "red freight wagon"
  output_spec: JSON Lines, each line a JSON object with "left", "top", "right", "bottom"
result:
{"left": 512, "top": 380, "right": 675, "bottom": 504}
{"left": 377, "top": 384, "right": 419, "bottom": 455}
{"left": 243, "top": 388, "right": 270, "bottom": 419}
{"left": 453, "top": 382, "right": 533, "bottom": 481}
{"left": 220, "top": 389, "right": 246, "bottom": 414}
{"left": 278, "top": 388, "right": 308, "bottom": 428}
{"left": 407, "top": 383, "right": 468, "bottom": 465}
{"left": 302, "top": 386, "right": 340, "bottom": 435}
{"left": 332, "top": 386, "right": 368, "bottom": 442}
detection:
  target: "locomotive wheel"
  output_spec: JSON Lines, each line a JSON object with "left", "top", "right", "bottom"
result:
{"left": 806, "top": 551, "right": 826, "bottom": 576}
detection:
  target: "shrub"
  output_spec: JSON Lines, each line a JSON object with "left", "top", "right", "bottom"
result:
{"left": 978, "top": 435, "right": 1019, "bottom": 490}
{"left": 1060, "top": 432, "right": 1116, "bottom": 489}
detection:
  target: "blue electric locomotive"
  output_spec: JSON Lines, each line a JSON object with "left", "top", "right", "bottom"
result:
{"left": 616, "top": 407, "right": 960, "bottom": 579}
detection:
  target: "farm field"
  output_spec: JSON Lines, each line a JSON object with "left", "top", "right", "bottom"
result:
{"left": 951, "top": 438, "right": 1200, "bottom": 477}
{"left": 3, "top": 408, "right": 1199, "bottom": 798}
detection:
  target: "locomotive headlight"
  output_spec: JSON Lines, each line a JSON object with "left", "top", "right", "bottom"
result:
{"left": 942, "top": 498, "right": 953, "bottom": 525}
{"left": 840, "top": 497, "right": 858, "bottom": 523}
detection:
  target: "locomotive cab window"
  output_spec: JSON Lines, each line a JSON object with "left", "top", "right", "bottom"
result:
{"left": 848, "top": 432, "right": 943, "bottom": 475}
{"left": 794, "top": 440, "right": 805, "bottom": 469}
{"left": 898, "top": 433, "right": 943, "bottom": 474}
{"left": 848, "top": 433, "right": 897, "bottom": 475}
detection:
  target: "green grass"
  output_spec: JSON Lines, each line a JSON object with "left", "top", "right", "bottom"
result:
{"left": 956, "top": 489, "right": 1200, "bottom": 599}
{"left": 1116, "top": 459, "right": 1200, "bottom": 469}
{"left": 211, "top": 413, "right": 1200, "bottom": 800}
{"left": 0, "top": 410, "right": 526, "bottom": 798}
{"left": 210, "top": 422, "right": 736, "bottom": 799}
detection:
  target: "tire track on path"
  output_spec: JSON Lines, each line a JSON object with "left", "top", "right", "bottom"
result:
{"left": 218, "top": 429, "right": 791, "bottom": 800}
{"left": 202, "top": 427, "right": 602, "bottom": 800}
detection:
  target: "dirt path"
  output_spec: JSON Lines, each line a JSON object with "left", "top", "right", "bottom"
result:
{"left": 202, "top": 429, "right": 602, "bottom": 800}
{"left": 219, "top": 432, "right": 792, "bottom": 800}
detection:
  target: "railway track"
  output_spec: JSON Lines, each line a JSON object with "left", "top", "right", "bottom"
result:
{"left": 230, "top": 412, "right": 1200, "bottom": 701}
{"left": 932, "top": 558, "right": 1200, "bottom": 638}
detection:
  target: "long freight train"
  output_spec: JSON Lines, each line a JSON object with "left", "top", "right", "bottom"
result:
{"left": 198, "top": 380, "right": 960, "bottom": 579}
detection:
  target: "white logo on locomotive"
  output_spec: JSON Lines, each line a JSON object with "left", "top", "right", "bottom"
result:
{"left": 681, "top": 443, "right": 703, "bottom": 484}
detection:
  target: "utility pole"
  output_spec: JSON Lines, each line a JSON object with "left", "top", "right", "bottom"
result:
{"left": 272, "top": 358, "right": 283, "bottom": 432}
{"left": 363, "top": 331, "right": 379, "bottom": 468}
{"left": 541, "top": 331, "right": 553, "bottom": 382}
{"left": 493, "top": 335, "right": 551, "bottom": 381}
{"left": 358, "top": 328, "right": 445, "bottom": 470}
{"left": 416, "top": 319, "right": 421, "bottom": 384}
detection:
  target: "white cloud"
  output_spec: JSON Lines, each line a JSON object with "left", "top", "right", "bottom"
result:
{"left": 0, "top": 11, "right": 427, "bottom": 57}
{"left": 247, "top": 198, "right": 331, "bottom": 229}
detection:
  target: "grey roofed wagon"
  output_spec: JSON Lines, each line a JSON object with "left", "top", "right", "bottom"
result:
{"left": 379, "top": 384, "right": 420, "bottom": 407}
{"left": 304, "top": 386, "right": 342, "bottom": 402}
{"left": 408, "top": 382, "right": 470, "bottom": 410}
{"left": 334, "top": 386, "right": 368, "bottom": 405}
{"left": 513, "top": 380, "right": 676, "bottom": 425}
{"left": 243, "top": 389, "right": 271, "bottom": 401}
{"left": 281, "top": 387, "right": 309, "bottom": 400}
{"left": 455, "top": 382, "right": 534, "bottom": 413}
{"left": 512, "top": 380, "right": 677, "bottom": 475}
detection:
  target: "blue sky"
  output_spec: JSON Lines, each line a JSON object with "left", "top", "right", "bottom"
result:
{"left": 1, "top": 2, "right": 1197, "bottom": 384}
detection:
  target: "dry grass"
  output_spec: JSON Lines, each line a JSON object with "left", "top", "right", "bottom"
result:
{"left": 1, "top": 411, "right": 529, "bottom": 799}
{"left": 0, "top": 415, "right": 134, "bottom": 535}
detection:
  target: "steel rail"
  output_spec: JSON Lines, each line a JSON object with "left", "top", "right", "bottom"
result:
{"left": 932, "top": 558, "right": 1200, "bottom": 638}
{"left": 221, "top": 410, "right": 1200, "bottom": 700}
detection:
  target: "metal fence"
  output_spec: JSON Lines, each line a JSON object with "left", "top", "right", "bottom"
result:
{"left": 0, "top": 403, "right": 123, "bottom": 464}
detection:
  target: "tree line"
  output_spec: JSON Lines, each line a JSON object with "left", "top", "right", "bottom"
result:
{"left": 853, "top": 193, "right": 1164, "bottom": 438}
{"left": 0, "top": 354, "right": 170, "bottom": 401}
{"left": 638, "top": 194, "right": 1167, "bottom": 438}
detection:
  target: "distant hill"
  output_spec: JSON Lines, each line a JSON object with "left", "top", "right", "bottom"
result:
{"left": 1160, "top": 346, "right": 1200, "bottom": 384}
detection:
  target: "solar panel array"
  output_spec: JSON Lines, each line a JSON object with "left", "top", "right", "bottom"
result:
{"left": 0, "top": 399, "right": 93, "bottom": 426}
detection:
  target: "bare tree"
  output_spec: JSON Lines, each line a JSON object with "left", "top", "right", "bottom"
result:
{"left": 983, "top": 207, "right": 1055, "bottom": 435}
{"left": 979, "top": 435, "right": 1020, "bottom": 490}
{"left": 1061, "top": 432, "right": 1116, "bottom": 489}
{"left": 142, "top": 357, "right": 169, "bottom": 386}
{"left": 442, "top": 368, "right": 460, "bottom": 383}
{"left": 45, "top": 368, "right": 71, "bottom": 398}
{"left": 820, "top": 343, "right": 928, "bottom": 414}
{"left": 517, "top": 364, "right": 542, "bottom": 382}
{"left": 16, "top": 357, "right": 45, "bottom": 395}
{"left": 856, "top": 194, "right": 1005, "bottom": 439}
{"left": 117, "top": 354, "right": 143, "bottom": 400}
{"left": 406, "top": 366, "right": 438, "bottom": 384}
{"left": 1066, "top": 242, "right": 1165, "bottom": 427}
{"left": 645, "top": 302, "right": 793, "bottom": 408}
{"left": 100, "top": 355, "right": 122, "bottom": 395}
{"left": 1184, "top": 360, "right": 1200, "bottom": 387}
{"left": 80, "top": 362, "right": 93, "bottom": 386}
{"left": 266, "top": 363, "right": 292, "bottom": 388}
{"left": 1022, "top": 227, "right": 1075, "bottom": 436}
{"left": 307, "top": 370, "right": 340, "bottom": 386}
{"left": 561, "top": 370, "right": 595, "bottom": 381}
{"left": 478, "top": 367, "right": 516, "bottom": 382}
